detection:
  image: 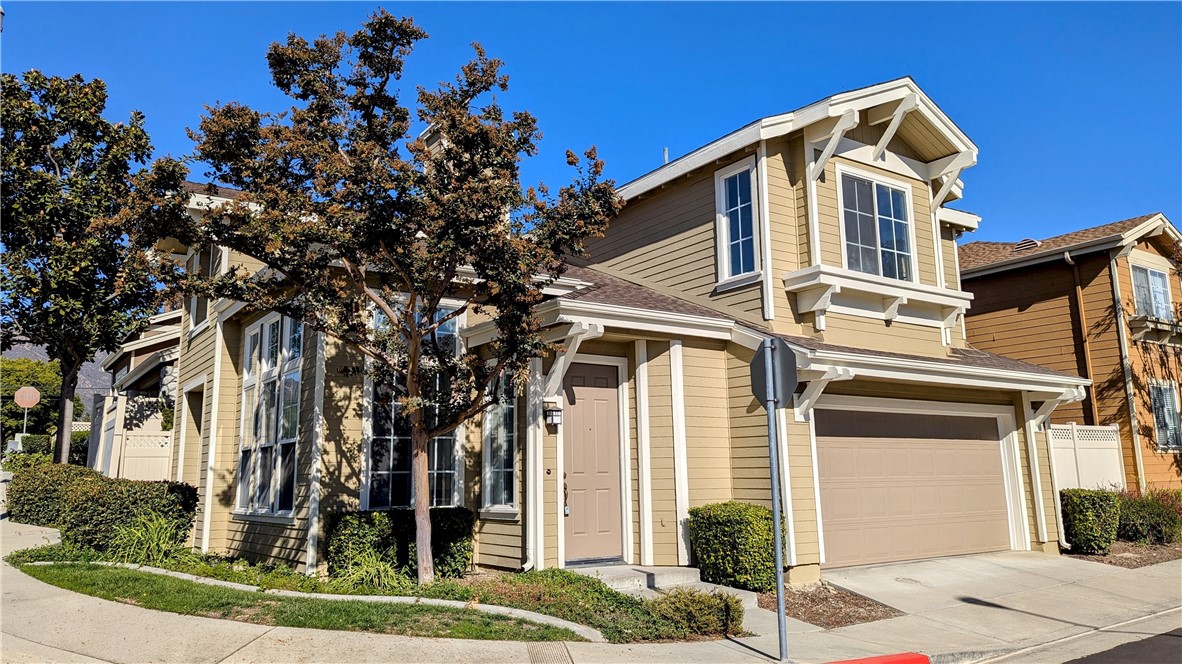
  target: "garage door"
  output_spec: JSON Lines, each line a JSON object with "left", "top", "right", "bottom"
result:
{"left": 816, "top": 409, "right": 1012, "bottom": 568}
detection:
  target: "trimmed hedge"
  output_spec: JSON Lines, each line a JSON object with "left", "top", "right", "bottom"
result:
{"left": 6, "top": 460, "right": 101, "bottom": 527}
{"left": 1118, "top": 492, "right": 1182, "bottom": 545}
{"left": 5, "top": 456, "right": 197, "bottom": 552}
{"left": 688, "top": 501, "right": 785, "bottom": 592}
{"left": 1061, "top": 489, "right": 1119, "bottom": 554}
{"left": 60, "top": 477, "right": 198, "bottom": 551}
{"left": 18, "top": 431, "right": 90, "bottom": 466}
{"left": 326, "top": 507, "right": 476, "bottom": 580}
{"left": 646, "top": 588, "right": 744, "bottom": 636}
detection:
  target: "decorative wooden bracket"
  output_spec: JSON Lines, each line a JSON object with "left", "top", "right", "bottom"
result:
{"left": 808, "top": 109, "right": 859, "bottom": 181}
{"left": 868, "top": 93, "right": 918, "bottom": 162}
{"left": 793, "top": 367, "right": 855, "bottom": 422}
{"left": 883, "top": 295, "right": 908, "bottom": 322}
{"left": 543, "top": 321, "right": 604, "bottom": 396}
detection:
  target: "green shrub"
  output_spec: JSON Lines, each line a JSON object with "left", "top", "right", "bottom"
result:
{"left": 331, "top": 548, "right": 414, "bottom": 591}
{"left": 17, "top": 431, "right": 90, "bottom": 465}
{"left": 688, "top": 501, "right": 785, "bottom": 592}
{"left": 1061, "top": 489, "right": 1119, "bottom": 554}
{"left": 109, "top": 513, "right": 186, "bottom": 565}
{"left": 59, "top": 476, "right": 198, "bottom": 551}
{"left": 326, "top": 507, "right": 475, "bottom": 580}
{"left": 6, "top": 462, "right": 100, "bottom": 527}
{"left": 1118, "top": 494, "right": 1182, "bottom": 545}
{"left": 4, "top": 543, "right": 105, "bottom": 566}
{"left": 645, "top": 588, "right": 744, "bottom": 636}
{"left": 1, "top": 451, "right": 52, "bottom": 473}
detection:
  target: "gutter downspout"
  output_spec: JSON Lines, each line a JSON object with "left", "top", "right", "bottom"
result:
{"left": 1065, "top": 252, "right": 1101, "bottom": 425}
{"left": 1109, "top": 249, "right": 1147, "bottom": 492}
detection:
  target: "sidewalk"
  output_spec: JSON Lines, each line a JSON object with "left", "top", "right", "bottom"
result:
{"left": 2, "top": 514, "right": 1179, "bottom": 663}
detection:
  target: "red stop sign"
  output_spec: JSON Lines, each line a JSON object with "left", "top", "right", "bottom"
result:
{"left": 13, "top": 386, "right": 41, "bottom": 409}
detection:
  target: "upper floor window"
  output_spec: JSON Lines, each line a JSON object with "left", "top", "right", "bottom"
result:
{"left": 186, "top": 245, "right": 221, "bottom": 329}
{"left": 1150, "top": 382, "right": 1181, "bottom": 449}
{"left": 1132, "top": 264, "right": 1173, "bottom": 321}
{"left": 236, "top": 315, "right": 303, "bottom": 515}
{"left": 839, "top": 171, "right": 913, "bottom": 282}
{"left": 714, "top": 157, "right": 761, "bottom": 285}
{"left": 367, "top": 308, "right": 461, "bottom": 509}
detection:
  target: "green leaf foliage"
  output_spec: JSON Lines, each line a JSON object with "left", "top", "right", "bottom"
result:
{"left": 645, "top": 588, "right": 745, "bottom": 637}
{"left": 181, "top": 11, "right": 623, "bottom": 582}
{"left": 6, "top": 461, "right": 101, "bottom": 526}
{"left": 17, "top": 430, "right": 89, "bottom": 465}
{"left": 59, "top": 476, "right": 198, "bottom": 551}
{"left": 1060, "top": 489, "right": 1119, "bottom": 554}
{"left": 0, "top": 357, "right": 83, "bottom": 436}
{"left": 0, "top": 70, "right": 191, "bottom": 462}
{"left": 326, "top": 508, "right": 475, "bottom": 580}
{"left": 688, "top": 501, "right": 787, "bottom": 592}
{"left": 1117, "top": 490, "right": 1182, "bottom": 545}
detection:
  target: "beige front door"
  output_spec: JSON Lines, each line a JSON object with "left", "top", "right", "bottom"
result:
{"left": 563, "top": 363, "right": 623, "bottom": 562}
{"left": 816, "top": 409, "right": 1012, "bottom": 568}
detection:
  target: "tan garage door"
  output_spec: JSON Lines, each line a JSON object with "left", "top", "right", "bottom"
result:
{"left": 817, "top": 409, "right": 1012, "bottom": 568}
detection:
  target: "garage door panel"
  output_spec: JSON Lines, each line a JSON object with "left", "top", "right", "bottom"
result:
{"left": 819, "top": 433, "right": 1011, "bottom": 568}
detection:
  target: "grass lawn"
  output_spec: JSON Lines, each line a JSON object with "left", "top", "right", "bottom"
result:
{"left": 18, "top": 563, "right": 583, "bottom": 642}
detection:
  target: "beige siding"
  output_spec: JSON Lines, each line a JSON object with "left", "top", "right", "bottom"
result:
{"left": 681, "top": 340, "right": 732, "bottom": 508}
{"left": 822, "top": 313, "right": 947, "bottom": 358}
{"left": 585, "top": 152, "right": 766, "bottom": 324}
{"left": 644, "top": 341, "right": 679, "bottom": 566}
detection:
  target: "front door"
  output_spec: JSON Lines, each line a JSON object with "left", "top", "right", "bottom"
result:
{"left": 563, "top": 362, "right": 623, "bottom": 563}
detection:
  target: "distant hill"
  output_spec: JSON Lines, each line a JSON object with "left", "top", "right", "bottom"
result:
{"left": 1, "top": 345, "right": 111, "bottom": 420}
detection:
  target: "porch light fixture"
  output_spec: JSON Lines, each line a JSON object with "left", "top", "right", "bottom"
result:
{"left": 543, "top": 397, "right": 563, "bottom": 426}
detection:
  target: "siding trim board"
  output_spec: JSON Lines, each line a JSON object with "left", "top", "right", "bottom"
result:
{"left": 200, "top": 318, "right": 225, "bottom": 552}
{"left": 306, "top": 332, "right": 328, "bottom": 573}
{"left": 668, "top": 340, "right": 690, "bottom": 566}
{"left": 633, "top": 340, "right": 655, "bottom": 566}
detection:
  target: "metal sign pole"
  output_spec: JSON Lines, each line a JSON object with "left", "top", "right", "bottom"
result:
{"left": 23, "top": 407, "right": 29, "bottom": 435}
{"left": 762, "top": 337, "right": 789, "bottom": 662}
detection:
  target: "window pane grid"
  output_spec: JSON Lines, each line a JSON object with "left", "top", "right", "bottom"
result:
{"left": 841, "top": 174, "right": 911, "bottom": 281}
{"left": 1133, "top": 265, "right": 1174, "bottom": 320}
{"left": 1152, "top": 384, "right": 1181, "bottom": 448}
{"left": 722, "top": 170, "right": 756, "bottom": 278}
{"left": 237, "top": 316, "right": 301, "bottom": 515}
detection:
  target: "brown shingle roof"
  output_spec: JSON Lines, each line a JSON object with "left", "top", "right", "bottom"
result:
{"left": 959, "top": 213, "right": 1161, "bottom": 272}
{"left": 557, "top": 265, "right": 1081, "bottom": 382}
{"left": 182, "top": 181, "right": 242, "bottom": 200}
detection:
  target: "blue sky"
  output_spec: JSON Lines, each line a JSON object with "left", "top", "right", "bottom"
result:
{"left": 2, "top": 2, "right": 1179, "bottom": 242}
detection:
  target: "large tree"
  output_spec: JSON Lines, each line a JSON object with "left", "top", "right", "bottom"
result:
{"left": 185, "top": 10, "right": 621, "bottom": 583}
{"left": 1, "top": 70, "right": 191, "bottom": 463}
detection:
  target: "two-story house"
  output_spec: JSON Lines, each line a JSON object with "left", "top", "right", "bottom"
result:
{"left": 160, "top": 78, "right": 1088, "bottom": 586}
{"left": 960, "top": 213, "right": 1182, "bottom": 491}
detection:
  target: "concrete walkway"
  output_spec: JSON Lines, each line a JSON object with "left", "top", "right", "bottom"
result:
{"left": 2, "top": 513, "right": 1180, "bottom": 663}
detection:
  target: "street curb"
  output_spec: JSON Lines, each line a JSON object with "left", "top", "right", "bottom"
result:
{"left": 25, "top": 561, "right": 606, "bottom": 643}
{"left": 927, "top": 648, "right": 1014, "bottom": 664}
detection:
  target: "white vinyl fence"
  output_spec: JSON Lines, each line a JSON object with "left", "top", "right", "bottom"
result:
{"left": 1048, "top": 423, "right": 1125, "bottom": 491}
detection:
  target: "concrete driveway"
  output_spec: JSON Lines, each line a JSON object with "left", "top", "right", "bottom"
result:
{"left": 823, "top": 551, "right": 1182, "bottom": 660}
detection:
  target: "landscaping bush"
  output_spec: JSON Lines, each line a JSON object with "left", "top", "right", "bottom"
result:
{"left": 59, "top": 476, "right": 198, "bottom": 552}
{"left": 645, "top": 588, "right": 744, "bottom": 636}
{"left": 17, "top": 431, "right": 90, "bottom": 465}
{"left": 1118, "top": 491, "right": 1182, "bottom": 545}
{"left": 326, "top": 507, "right": 476, "bottom": 580}
{"left": 1060, "top": 489, "right": 1119, "bottom": 554}
{"left": 109, "top": 513, "right": 188, "bottom": 565}
{"left": 688, "top": 501, "right": 785, "bottom": 592}
{"left": 1, "top": 451, "right": 52, "bottom": 473}
{"left": 5, "top": 461, "right": 100, "bottom": 527}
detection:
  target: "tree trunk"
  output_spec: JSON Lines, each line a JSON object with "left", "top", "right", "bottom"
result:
{"left": 55, "top": 361, "right": 79, "bottom": 465}
{"left": 411, "top": 414, "right": 435, "bottom": 584}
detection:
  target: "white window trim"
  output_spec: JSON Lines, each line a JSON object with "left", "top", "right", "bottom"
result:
{"left": 234, "top": 313, "right": 302, "bottom": 518}
{"left": 360, "top": 304, "right": 467, "bottom": 511}
{"left": 1129, "top": 261, "right": 1175, "bottom": 321}
{"left": 834, "top": 162, "right": 919, "bottom": 284}
{"left": 1149, "top": 379, "right": 1182, "bottom": 450}
{"left": 185, "top": 245, "right": 223, "bottom": 337}
{"left": 713, "top": 155, "right": 763, "bottom": 290}
{"left": 481, "top": 370, "right": 519, "bottom": 520}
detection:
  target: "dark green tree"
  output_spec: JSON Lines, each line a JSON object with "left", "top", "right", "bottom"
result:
{"left": 0, "top": 357, "right": 83, "bottom": 437}
{"left": 185, "top": 10, "right": 622, "bottom": 583}
{"left": 1, "top": 70, "right": 191, "bottom": 463}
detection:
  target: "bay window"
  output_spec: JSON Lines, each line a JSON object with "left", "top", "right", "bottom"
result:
{"left": 839, "top": 171, "right": 913, "bottom": 281}
{"left": 236, "top": 314, "right": 302, "bottom": 515}
{"left": 1132, "top": 264, "right": 1173, "bottom": 321}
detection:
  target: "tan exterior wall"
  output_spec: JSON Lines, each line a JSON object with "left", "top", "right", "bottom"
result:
{"left": 681, "top": 339, "right": 732, "bottom": 508}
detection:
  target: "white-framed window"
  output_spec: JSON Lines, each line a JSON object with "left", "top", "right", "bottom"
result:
{"left": 186, "top": 245, "right": 222, "bottom": 329}
{"left": 1132, "top": 264, "right": 1174, "bottom": 321}
{"left": 837, "top": 167, "right": 914, "bottom": 282}
{"left": 713, "top": 156, "right": 761, "bottom": 286}
{"left": 1150, "top": 381, "right": 1182, "bottom": 449}
{"left": 367, "top": 308, "right": 462, "bottom": 509}
{"left": 482, "top": 373, "right": 518, "bottom": 513}
{"left": 236, "top": 314, "right": 302, "bottom": 515}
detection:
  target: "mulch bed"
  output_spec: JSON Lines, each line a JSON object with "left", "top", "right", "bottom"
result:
{"left": 1064, "top": 541, "right": 1182, "bottom": 568}
{"left": 758, "top": 583, "right": 903, "bottom": 629}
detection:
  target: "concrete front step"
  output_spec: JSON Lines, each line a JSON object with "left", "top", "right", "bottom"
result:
{"left": 570, "top": 565, "right": 758, "bottom": 609}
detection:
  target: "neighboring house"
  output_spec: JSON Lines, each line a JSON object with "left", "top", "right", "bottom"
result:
{"left": 960, "top": 214, "right": 1182, "bottom": 491}
{"left": 150, "top": 78, "right": 1088, "bottom": 585}
{"left": 88, "top": 308, "right": 181, "bottom": 480}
